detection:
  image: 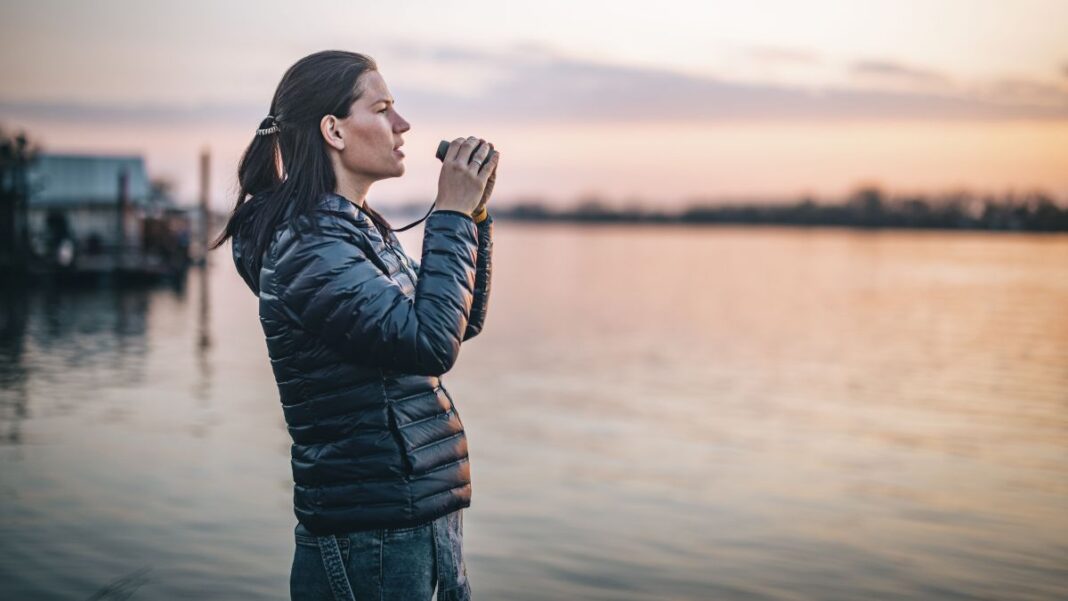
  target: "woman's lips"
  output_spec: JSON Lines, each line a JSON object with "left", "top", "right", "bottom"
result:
{"left": 393, "top": 148, "right": 405, "bottom": 158}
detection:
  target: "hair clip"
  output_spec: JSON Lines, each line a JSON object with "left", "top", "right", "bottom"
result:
{"left": 256, "top": 115, "right": 280, "bottom": 136}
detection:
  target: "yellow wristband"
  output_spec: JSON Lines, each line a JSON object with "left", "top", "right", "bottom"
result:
{"left": 472, "top": 205, "right": 489, "bottom": 223}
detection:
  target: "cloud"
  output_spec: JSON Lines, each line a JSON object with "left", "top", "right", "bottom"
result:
{"left": 381, "top": 40, "right": 560, "bottom": 65}
{"left": 984, "top": 77, "right": 1068, "bottom": 105}
{"left": 384, "top": 44, "right": 499, "bottom": 64}
{"left": 0, "top": 99, "right": 262, "bottom": 125}
{"left": 3, "top": 45, "right": 1066, "bottom": 126}
{"left": 746, "top": 46, "right": 821, "bottom": 64}
{"left": 849, "top": 60, "right": 950, "bottom": 85}
{"left": 414, "top": 50, "right": 1066, "bottom": 122}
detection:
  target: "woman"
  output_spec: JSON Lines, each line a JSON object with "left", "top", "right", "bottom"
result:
{"left": 210, "top": 50, "right": 498, "bottom": 600}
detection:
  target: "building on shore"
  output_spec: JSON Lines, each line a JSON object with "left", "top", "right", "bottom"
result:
{"left": 24, "top": 153, "right": 192, "bottom": 279}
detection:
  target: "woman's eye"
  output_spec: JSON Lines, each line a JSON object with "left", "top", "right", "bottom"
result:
{"left": 378, "top": 108, "right": 389, "bottom": 114}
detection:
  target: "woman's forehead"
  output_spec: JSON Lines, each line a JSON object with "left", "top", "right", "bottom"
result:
{"left": 359, "top": 71, "right": 391, "bottom": 102}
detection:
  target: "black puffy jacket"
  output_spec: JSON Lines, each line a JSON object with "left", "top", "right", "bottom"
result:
{"left": 231, "top": 192, "right": 493, "bottom": 535}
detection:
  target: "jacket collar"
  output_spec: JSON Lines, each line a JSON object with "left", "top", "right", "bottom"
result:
{"left": 319, "top": 192, "right": 373, "bottom": 228}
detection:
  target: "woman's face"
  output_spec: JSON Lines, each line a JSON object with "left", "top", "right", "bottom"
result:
{"left": 330, "top": 70, "right": 411, "bottom": 181}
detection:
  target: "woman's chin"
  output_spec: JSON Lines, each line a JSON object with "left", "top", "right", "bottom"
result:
{"left": 370, "top": 162, "right": 404, "bottom": 180}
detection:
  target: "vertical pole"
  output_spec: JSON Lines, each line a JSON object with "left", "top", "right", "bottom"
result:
{"left": 199, "top": 147, "right": 210, "bottom": 265}
{"left": 197, "top": 147, "right": 212, "bottom": 350}
{"left": 16, "top": 162, "right": 28, "bottom": 267}
{"left": 116, "top": 168, "right": 129, "bottom": 270}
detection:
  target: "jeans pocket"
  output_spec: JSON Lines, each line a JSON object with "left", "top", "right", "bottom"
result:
{"left": 380, "top": 522, "right": 437, "bottom": 598}
{"left": 432, "top": 510, "right": 471, "bottom": 599}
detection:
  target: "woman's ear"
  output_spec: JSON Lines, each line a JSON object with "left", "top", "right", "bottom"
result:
{"left": 320, "top": 115, "right": 345, "bottom": 151}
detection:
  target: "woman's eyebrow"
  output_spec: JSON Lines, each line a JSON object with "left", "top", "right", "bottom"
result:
{"left": 373, "top": 98, "right": 395, "bottom": 106}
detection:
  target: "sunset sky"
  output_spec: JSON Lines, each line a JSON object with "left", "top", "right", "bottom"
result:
{"left": 1, "top": 0, "right": 1066, "bottom": 210}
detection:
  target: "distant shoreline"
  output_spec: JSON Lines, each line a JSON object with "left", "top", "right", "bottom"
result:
{"left": 484, "top": 210, "right": 1068, "bottom": 234}
{"left": 483, "top": 214, "right": 1068, "bottom": 234}
{"left": 439, "top": 187, "right": 1068, "bottom": 233}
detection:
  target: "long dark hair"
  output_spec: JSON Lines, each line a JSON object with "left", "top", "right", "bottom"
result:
{"left": 208, "top": 50, "right": 396, "bottom": 271}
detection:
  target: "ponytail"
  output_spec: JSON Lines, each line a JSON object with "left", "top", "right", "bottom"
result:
{"left": 208, "top": 50, "right": 384, "bottom": 276}
{"left": 207, "top": 119, "right": 281, "bottom": 254}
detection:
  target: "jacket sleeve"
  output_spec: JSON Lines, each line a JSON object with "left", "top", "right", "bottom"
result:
{"left": 273, "top": 209, "right": 479, "bottom": 376}
{"left": 461, "top": 214, "right": 493, "bottom": 341}
{"left": 408, "top": 213, "right": 493, "bottom": 342}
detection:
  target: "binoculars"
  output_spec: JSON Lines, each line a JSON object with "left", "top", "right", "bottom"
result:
{"left": 436, "top": 140, "right": 498, "bottom": 167}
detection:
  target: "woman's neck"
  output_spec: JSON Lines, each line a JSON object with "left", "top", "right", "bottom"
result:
{"left": 334, "top": 169, "right": 372, "bottom": 209}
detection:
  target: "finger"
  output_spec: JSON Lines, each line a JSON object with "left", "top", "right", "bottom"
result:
{"left": 444, "top": 137, "right": 466, "bottom": 162}
{"left": 478, "top": 148, "right": 500, "bottom": 178}
{"left": 456, "top": 136, "right": 481, "bottom": 164}
{"left": 468, "top": 140, "right": 491, "bottom": 169}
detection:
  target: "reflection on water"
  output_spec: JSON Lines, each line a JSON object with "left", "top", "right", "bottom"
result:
{"left": 0, "top": 225, "right": 1066, "bottom": 600}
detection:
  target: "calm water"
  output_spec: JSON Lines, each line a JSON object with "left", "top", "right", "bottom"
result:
{"left": 1, "top": 223, "right": 1066, "bottom": 600}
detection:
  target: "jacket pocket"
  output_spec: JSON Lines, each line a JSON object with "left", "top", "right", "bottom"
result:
{"left": 440, "top": 386, "right": 464, "bottom": 429}
{"left": 385, "top": 403, "right": 415, "bottom": 476}
{"left": 386, "top": 386, "right": 467, "bottom": 475}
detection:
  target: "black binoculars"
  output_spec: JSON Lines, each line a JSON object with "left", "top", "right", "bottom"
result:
{"left": 436, "top": 140, "right": 497, "bottom": 167}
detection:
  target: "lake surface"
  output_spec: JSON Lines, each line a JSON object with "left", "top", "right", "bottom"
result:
{"left": 1, "top": 223, "right": 1066, "bottom": 600}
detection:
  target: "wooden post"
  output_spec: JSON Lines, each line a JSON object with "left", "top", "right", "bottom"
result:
{"left": 197, "top": 147, "right": 212, "bottom": 349}
{"left": 199, "top": 147, "right": 210, "bottom": 264}
{"left": 116, "top": 168, "right": 129, "bottom": 270}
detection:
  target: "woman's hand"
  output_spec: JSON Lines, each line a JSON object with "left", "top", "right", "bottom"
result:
{"left": 473, "top": 142, "right": 496, "bottom": 216}
{"left": 434, "top": 136, "right": 500, "bottom": 215}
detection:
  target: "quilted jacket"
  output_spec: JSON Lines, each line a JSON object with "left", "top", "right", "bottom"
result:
{"left": 231, "top": 192, "right": 493, "bottom": 535}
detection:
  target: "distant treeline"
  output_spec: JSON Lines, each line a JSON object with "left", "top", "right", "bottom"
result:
{"left": 490, "top": 187, "right": 1068, "bottom": 232}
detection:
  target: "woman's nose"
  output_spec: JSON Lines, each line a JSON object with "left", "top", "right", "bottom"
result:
{"left": 394, "top": 113, "right": 411, "bottom": 133}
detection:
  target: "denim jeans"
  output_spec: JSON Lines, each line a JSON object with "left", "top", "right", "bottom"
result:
{"left": 290, "top": 509, "right": 471, "bottom": 600}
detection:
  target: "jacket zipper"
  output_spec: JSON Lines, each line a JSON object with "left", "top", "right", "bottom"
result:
{"left": 384, "top": 237, "right": 416, "bottom": 280}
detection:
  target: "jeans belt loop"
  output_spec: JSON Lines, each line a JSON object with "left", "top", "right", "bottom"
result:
{"left": 316, "top": 534, "right": 356, "bottom": 601}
